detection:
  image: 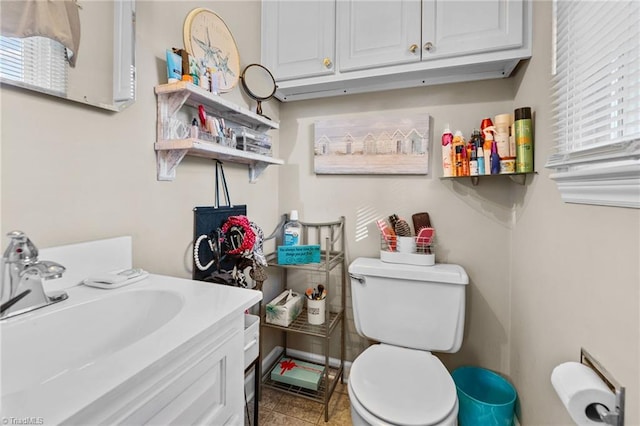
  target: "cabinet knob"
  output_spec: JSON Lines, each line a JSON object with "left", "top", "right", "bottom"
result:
{"left": 424, "top": 42, "right": 434, "bottom": 52}
{"left": 323, "top": 57, "right": 333, "bottom": 68}
{"left": 409, "top": 43, "right": 418, "bottom": 53}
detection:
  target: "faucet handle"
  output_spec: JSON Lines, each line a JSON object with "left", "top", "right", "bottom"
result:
{"left": 4, "top": 231, "right": 39, "bottom": 263}
{"left": 7, "top": 230, "right": 27, "bottom": 241}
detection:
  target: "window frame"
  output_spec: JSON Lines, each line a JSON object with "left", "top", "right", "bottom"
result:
{"left": 546, "top": 0, "right": 640, "bottom": 209}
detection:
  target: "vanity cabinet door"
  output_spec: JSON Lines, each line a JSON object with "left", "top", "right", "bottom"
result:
{"left": 337, "top": 0, "right": 422, "bottom": 72}
{"left": 262, "top": 0, "right": 336, "bottom": 81}
{"left": 421, "top": 0, "right": 524, "bottom": 60}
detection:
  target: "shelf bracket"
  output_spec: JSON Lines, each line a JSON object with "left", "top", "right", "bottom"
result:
{"left": 508, "top": 174, "right": 528, "bottom": 185}
{"left": 156, "top": 149, "right": 188, "bottom": 181}
{"left": 157, "top": 92, "right": 191, "bottom": 140}
{"left": 249, "top": 162, "right": 269, "bottom": 183}
{"left": 163, "top": 91, "right": 191, "bottom": 117}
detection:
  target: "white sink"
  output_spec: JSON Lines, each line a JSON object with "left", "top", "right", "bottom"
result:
{"left": 0, "top": 274, "right": 262, "bottom": 425}
{"left": 1, "top": 289, "right": 184, "bottom": 395}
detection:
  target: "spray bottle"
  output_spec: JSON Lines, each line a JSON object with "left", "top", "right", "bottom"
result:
{"left": 441, "top": 125, "right": 454, "bottom": 177}
{"left": 468, "top": 129, "right": 481, "bottom": 176}
{"left": 452, "top": 131, "right": 466, "bottom": 176}
{"left": 482, "top": 126, "right": 495, "bottom": 176}
{"left": 461, "top": 143, "right": 469, "bottom": 176}
{"left": 514, "top": 107, "right": 534, "bottom": 173}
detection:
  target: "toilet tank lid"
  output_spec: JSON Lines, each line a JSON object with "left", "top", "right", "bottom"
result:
{"left": 349, "top": 257, "right": 469, "bottom": 285}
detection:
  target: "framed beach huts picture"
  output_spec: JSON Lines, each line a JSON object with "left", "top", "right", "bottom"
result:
{"left": 313, "top": 113, "right": 430, "bottom": 175}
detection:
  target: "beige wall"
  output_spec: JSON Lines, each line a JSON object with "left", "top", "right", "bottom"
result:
{"left": 1, "top": 1, "right": 638, "bottom": 425}
{"left": 1, "top": 1, "right": 281, "bottom": 278}
{"left": 278, "top": 82, "right": 519, "bottom": 369}
{"left": 509, "top": 1, "right": 640, "bottom": 424}
{"left": 278, "top": 1, "right": 639, "bottom": 425}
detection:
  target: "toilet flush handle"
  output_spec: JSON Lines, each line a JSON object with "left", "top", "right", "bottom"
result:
{"left": 349, "top": 273, "right": 365, "bottom": 284}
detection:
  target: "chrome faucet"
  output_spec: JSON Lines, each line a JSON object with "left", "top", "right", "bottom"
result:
{"left": 1, "top": 231, "right": 68, "bottom": 319}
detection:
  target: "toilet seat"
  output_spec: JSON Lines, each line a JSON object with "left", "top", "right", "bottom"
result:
{"left": 349, "top": 344, "right": 457, "bottom": 426}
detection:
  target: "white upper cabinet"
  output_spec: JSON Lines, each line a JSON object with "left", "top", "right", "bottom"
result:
{"left": 262, "top": 0, "right": 531, "bottom": 101}
{"left": 422, "top": 0, "right": 524, "bottom": 59}
{"left": 337, "top": 1, "right": 422, "bottom": 71}
{"left": 261, "top": 1, "right": 336, "bottom": 81}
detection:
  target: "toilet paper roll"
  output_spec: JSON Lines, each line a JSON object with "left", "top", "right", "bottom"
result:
{"left": 551, "top": 361, "right": 616, "bottom": 425}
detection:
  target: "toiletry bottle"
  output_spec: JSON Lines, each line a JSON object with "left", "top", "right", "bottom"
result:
{"left": 452, "top": 131, "right": 465, "bottom": 177}
{"left": 454, "top": 145, "right": 463, "bottom": 177}
{"left": 509, "top": 114, "right": 516, "bottom": 158}
{"left": 490, "top": 140, "right": 500, "bottom": 174}
{"left": 190, "top": 118, "right": 199, "bottom": 139}
{"left": 284, "top": 210, "right": 302, "bottom": 246}
{"left": 468, "top": 129, "right": 481, "bottom": 175}
{"left": 482, "top": 126, "right": 495, "bottom": 175}
{"left": 477, "top": 146, "right": 485, "bottom": 175}
{"left": 441, "top": 126, "right": 454, "bottom": 177}
{"left": 480, "top": 118, "right": 494, "bottom": 135}
{"left": 494, "top": 113, "right": 511, "bottom": 159}
{"left": 461, "top": 143, "right": 469, "bottom": 176}
{"left": 514, "top": 107, "right": 533, "bottom": 173}
{"left": 210, "top": 67, "right": 219, "bottom": 95}
{"left": 470, "top": 148, "right": 478, "bottom": 176}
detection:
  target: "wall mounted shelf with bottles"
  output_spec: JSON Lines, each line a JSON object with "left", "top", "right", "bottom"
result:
{"left": 154, "top": 82, "right": 283, "bottom": 182}
{"left": 441, "top": 171, "right": 537, "bottom": 186}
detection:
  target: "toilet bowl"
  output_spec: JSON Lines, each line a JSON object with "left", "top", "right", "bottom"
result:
{"left": 347, "top": 344, "right": 458, "bottom": 426}
{"left": 348, "top": 258, "right": 469, "bottom": 426}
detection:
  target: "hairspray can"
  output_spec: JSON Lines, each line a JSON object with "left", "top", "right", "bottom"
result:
{"left": 441, "top": 126, "right": 454, "bottom": 177}
{"left": 514, "top": 107, "right": 533, "bottom": 173}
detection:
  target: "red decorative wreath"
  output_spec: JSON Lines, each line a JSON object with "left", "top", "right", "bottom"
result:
{"left": 221, "top": 215, "right": 256, "bottom": 255}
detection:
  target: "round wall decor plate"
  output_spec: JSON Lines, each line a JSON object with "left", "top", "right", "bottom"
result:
{"left": 183, "top": 8, "right": 240, "bottom": 92}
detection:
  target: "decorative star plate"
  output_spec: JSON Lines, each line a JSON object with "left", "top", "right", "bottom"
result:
{"left": 183, "top": 8, "right": 240, "bottom": 92}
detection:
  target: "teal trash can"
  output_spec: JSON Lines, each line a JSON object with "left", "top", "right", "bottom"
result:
{"left": 452, "top": 366, "right": 517, "bottom": 426}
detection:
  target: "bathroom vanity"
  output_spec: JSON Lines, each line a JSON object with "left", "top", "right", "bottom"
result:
{"left": 0, "top": 236, "right": 261, "bottom": 425}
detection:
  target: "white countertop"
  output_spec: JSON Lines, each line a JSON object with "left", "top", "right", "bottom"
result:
{"left": 0, "top": 274, "right": 262, "bottom": 424}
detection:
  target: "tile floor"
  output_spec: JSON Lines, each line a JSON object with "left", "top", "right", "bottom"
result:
{"left": 246, "top": 382, "right": 352, "bottom": 425}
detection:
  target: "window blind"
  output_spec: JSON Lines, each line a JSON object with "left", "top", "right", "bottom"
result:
{"left": 0, "top": 35, "right": 68, "bottom": 96}
{"left": 547, "top": 0, "right": 640, "bottom": 208}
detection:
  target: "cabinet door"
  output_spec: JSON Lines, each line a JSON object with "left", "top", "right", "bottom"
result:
{"left": 422, "top": 0, "right": 524, "bottom": 60}
{"left": 262, "top": 0, "right": 335, "bottom": 81}
{"left": 338, "top": 0, "right": 422, "bottom": 72}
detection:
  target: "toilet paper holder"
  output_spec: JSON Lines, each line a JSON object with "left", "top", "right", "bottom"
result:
{"left": 580, "top": 348, "right": 625, "bottom": 426}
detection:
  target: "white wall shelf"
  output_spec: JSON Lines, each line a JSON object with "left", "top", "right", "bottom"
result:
{"left": 154, "top": 82, "right": 282, "bottom": 182}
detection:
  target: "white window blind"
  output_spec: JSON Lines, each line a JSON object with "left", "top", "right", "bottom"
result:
{"left": 547, "top": 0, "right": 640, "bottom": 208}
{"left": 0, "top": 35, "right": 68, "bottom": 96}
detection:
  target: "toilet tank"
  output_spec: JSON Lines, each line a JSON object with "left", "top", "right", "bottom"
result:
{"left": 348, "top": 257, "right": 468, "bottom": 353}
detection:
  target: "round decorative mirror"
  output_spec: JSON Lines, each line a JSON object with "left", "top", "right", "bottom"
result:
{"left": 240, "top": 64, "right": 276, "bottom": 117}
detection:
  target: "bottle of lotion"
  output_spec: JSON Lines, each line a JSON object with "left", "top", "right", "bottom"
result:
{"left": 494, "top": 113, "right": 512, "bottom": 159}
{"left": 441, "top": 125, "right": 454, "bottom": 177}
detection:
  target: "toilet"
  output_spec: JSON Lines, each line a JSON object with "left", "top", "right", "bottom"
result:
{"left": 347, "top": 257, "right": 469, "bottom": 426}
